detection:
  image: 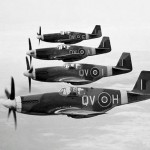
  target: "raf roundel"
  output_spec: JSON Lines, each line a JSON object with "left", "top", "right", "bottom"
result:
{"left": 98, "top": 92, "right": 111, "bottom": 107}
{"left": 79, "top": 49, "right": 85, "bottom": 55}
{"left": 76, "top": 34, "right": 81, "bottom": 39}
{"left": 90, "top": 67, "right": 99, "bottom": 77}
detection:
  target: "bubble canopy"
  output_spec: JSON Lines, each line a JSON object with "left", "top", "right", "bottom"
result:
{"left": 59, "top": 87, "right": 85, "bottom": 96}
{"left": 57, "top": 44, "right": 70, "bottom": 50}
{"left": 60, "top": 31, "right": 70, "bottom": 35}
{"left": 64, "top": 63, "right": 81, "bottom": 69}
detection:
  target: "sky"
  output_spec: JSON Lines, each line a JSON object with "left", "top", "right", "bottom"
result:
{"left": 0, "top": 0, "right": 150, "bottom": 150}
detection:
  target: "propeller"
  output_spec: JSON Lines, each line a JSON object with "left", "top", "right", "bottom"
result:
{"left": 4, "top": 77, "right": 17, "bottom": 129}
{"left": 24, "top": 38, "right": 34, "bottom": 92}
{"left": 25, "top": 56, "right": 33, "bottom": 93}
{"left": 37, "top": 26, "right": 41, "bottom": 44}
{"left": 28, "top": 38, "right": 32, "bottom": 64}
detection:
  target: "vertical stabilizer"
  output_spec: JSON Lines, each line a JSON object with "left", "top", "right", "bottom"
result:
{"left": 95, "top": 37, "right": 111, "bottom": 54}
{"left": 91, "top": 25, "right": 102, "bottom": 37}
{"left": 115, "top": 52, "right": 132, "bottom": 70}
{"left": 132, "top": 71, "right": 150, "bottom": 94}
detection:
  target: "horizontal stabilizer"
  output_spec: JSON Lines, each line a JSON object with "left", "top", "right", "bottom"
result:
{"left": 128, "top": 91, "right": 145, "bottom": 95}
{"left": 112, "top": 67, "right": 131, "bottom": 71}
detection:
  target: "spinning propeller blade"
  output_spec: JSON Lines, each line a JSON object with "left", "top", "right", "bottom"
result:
{"left": 10, "top": 77, "right": 15, "bottom": 100}
{"left": 4, "top": 77, "right": 17, "bottom": 129}
{"left": 26, "top": 56, "right": 30, "bottom": 70}
{"left": 28, "top": 38, "right": 32, "bottom": 64}
{"left": 25, "top": 56, "right": 33, "bottom": 92}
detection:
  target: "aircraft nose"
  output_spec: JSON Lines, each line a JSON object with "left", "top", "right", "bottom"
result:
{"left": 37, "top": 35, "right": 44, "bottom": 40}
{"left": 23, "top": 69, "right": 35, "bottom": 79}
{"left": 26, "top": 50, "right": 36, "bottom": 58}
{"left": 23, "top": 70, "right": 33, "bottom": 78}
{"left": 26, "top": 51, "right": 30, "bottom": 56}
{"left": 23, "top": 70, "right": 30, "bottom": 77}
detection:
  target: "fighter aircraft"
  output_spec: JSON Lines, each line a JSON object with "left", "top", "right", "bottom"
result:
{"left": 27, "top": 36, "right": 111, "bottom": 62}
{"left": 24, "top": 52, "right": 132, "bottom": 92}
{"left": 37, "top": 25, "right": 102, "bottom": 44}
{"left": 1, "top": 71, "right": 150, "bottom": 128}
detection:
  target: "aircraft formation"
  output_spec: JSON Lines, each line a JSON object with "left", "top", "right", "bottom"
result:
{"left": 1, "top": 25, "right": 149, "bottom": 129}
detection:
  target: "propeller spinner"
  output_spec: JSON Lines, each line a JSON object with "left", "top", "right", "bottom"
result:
{"left": 37, "top": 26, "right": 42, "bottom": 44}
{"left": 26, "top": 38, "right": 36, "bottom": 58}
{"left": 2, "top": 77, "right": 17, "bottom": 129}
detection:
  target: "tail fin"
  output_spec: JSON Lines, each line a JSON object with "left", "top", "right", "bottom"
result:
{"left": 91, "top": 25, "right": 102, "bottom": 37}
{"left": 112, "top": 53, "right": 132, "bottom": 75}
{"left": 95, "top": 37, "right": 111, "bottom": 54}
{"left": 132, "top": 71, "right": 150, "bottom": 94}
{"left": 115, "top": 52, "right": 132, "bottom": 70}
{"left": 98, "top": 37, "right": 111, "bottom": 49}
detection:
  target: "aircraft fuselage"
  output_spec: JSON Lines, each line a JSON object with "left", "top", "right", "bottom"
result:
{"left": 34, "top": 46, "right": 95, "bottom": 62}
{"left": 15, "top": 87, "right": 149, "bottom": 118}
{"left": 27, "top": 63, "right": 131, "bottom": 85}
{"left": 34, "top": 65, "right": 111, "bottom": 84}
{"left": 41, "top": 32, "right": 98, "bottom": 44}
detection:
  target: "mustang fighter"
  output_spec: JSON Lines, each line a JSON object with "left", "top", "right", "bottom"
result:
{"left": 24, "top": 52, "right": 132, "bottom": 92}
{"left": 2, "top": 71, "right": 150, "bottom": 128}
{"left": 27, "top": 37, "right": 111, "bottom": 62}
{"left": 37, "top": 25, "right": 102, "bottom": 44}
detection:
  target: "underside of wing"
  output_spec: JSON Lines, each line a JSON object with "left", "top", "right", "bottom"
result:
{"left": 54, "top": 107, "right": 105, "bottom": 118}
{"left": 54, "top": 53, "right": 81, "bottom": 60}
{"left": 57, "top": 77, "right": 91, "bottom": 84}
{"left": 57, "top": 39, "right": 72, "bottom": 42}
{"left": 58, "top": 39, "right": 81, "bottom": 44}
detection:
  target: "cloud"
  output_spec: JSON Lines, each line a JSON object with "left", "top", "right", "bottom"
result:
{"left": 61, "top": 111, "right": 150, "bottom": 150}
{"left": 41, "top": 132, "right": 55, "bottom": 137}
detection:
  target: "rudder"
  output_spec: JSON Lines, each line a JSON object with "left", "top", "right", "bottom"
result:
{"left": 91, "top": 25, "right": 102, "bottom": 37}
{"left": 98, "top": 37, "right": 111, "bottom": 49}
{"left": 116, "top": 52, "right": 132, "bottom": 70}
{"left": 132, "top": 71, "right": 150, "bottom": 94}
{"left": 95, "top": 37, "right": 111, "bottom": 54}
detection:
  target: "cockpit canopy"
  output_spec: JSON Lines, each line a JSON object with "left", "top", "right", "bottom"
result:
{"left": 59, "top": 87, "right": 85, "bottom": 96}
{"left": 60, "top": 31, "right": 70, "bottom": 35}
{"left": 57, "top": 44, "right": 70, "bottom": 50}
{"left": 64, "top": 63, "right": 81, "bottom": 70}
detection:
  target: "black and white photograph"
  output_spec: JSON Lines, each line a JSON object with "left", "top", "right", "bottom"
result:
{"left": 0, "top": 0, "right": 150, "bottom": 150}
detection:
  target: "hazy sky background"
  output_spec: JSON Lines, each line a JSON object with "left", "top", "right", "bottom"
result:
{"left": 1, "top": 0, "right": 150, "bottom": 150}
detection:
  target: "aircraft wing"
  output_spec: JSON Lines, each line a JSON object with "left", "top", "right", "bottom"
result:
{"left": 54, "top": 53, "right": 81, "bottom": 60}
{"left": 54, "top": 107, "right": 105, "bottom": 116}
{"left": 57, "top": 77, "right": 90, "bottom": 83}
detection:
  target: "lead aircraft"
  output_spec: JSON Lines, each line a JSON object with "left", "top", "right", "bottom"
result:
{"left": 24, "top": 52, "right": 132, "bottom": 92}
{"left": 37, "top": 25, "right": 102, "bottom": 44}
{"left": 27, "top": 37, "right": 111, "bottom": 62}
{"left": 1, "top": 71, "right": 150, "bottom": 129}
